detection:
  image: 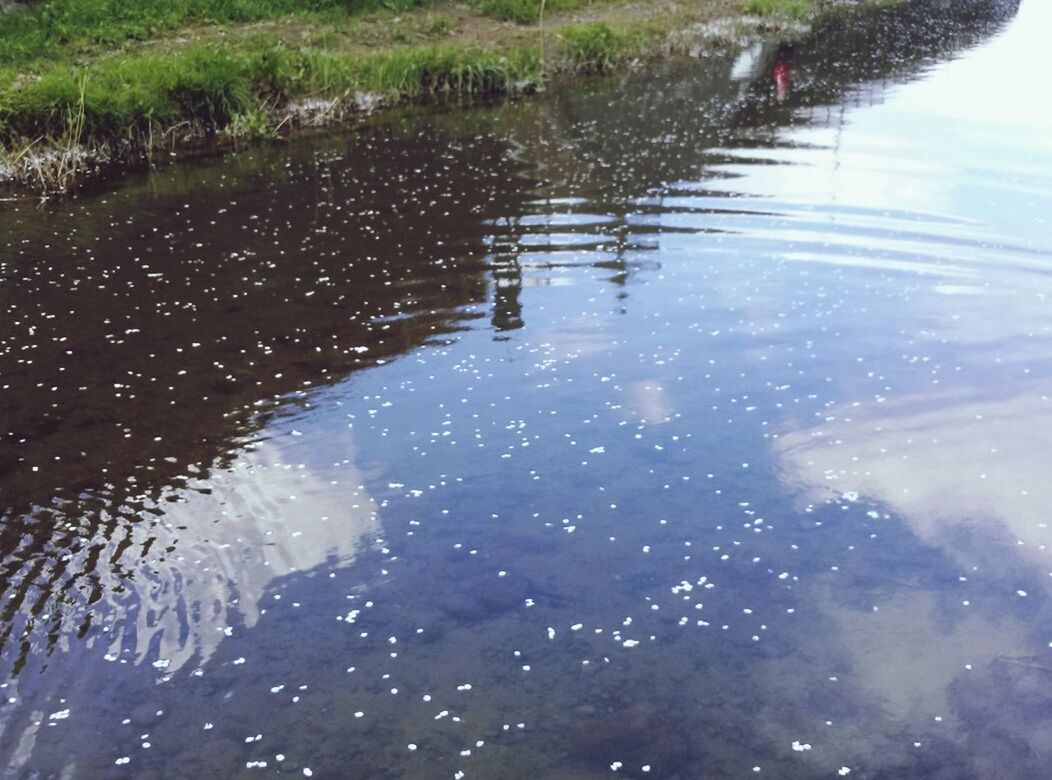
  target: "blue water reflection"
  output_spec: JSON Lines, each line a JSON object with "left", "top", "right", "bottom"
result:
{"left": 3, "top": 0, "right": 1051, "bottom": 776}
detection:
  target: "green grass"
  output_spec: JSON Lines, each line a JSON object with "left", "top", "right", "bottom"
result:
{"left": 0, "top": 13, "right": 653, "bottom": 150}
{"left": 0, "top": 9, "right": 648, "bottom": 161}
{"left": 1, "top": 48, "right": 252, "bottom": 141}
{"left": 559, "top": 21, "right": 641, "bottom": 72}
{"left": 477, "top": 0, "right": 595, "bottom": 24}
{"left": 0, "top": 0, "right": 884, "bottom": 192}
{"left": 0, "top": 0, "right": 434, "bottom": 70}
{"left": 742, "top": 0, "right": 815, "bottom": 20}
{"left": 0, "top": 41, "right": 549, "bottom": 146}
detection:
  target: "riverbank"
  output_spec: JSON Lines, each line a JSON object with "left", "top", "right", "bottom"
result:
{"left": 0, "top": 0, "right": 892, "bottom": 195}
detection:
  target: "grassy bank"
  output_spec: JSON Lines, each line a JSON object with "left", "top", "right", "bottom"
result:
{"left": 0, "top": 0, "right": 875, "bottom": 194}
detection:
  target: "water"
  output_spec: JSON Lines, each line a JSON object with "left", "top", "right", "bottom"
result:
{"left": 1, "top": 0, "right": 1049, "bottom": 776}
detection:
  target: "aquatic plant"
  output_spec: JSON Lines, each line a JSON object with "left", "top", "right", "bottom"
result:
{"left": 228, "top": 107, "right": 276, "bottom": 139}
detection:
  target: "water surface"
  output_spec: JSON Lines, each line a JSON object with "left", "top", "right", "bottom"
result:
{"left": 2, "top": 0, "right": 1051, "bottom": 776}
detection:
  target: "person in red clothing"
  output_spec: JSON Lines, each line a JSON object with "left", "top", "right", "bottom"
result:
{"left": 773, "top": 44, "right": 793, "bottom": 102}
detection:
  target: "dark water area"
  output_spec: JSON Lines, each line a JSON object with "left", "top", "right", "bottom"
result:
{"left": 1, "top": 0, "right": 1050, "bottom": 776}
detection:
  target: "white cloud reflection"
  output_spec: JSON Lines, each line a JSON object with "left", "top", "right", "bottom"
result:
{"left": 101, "top": 440, "right": 380, "bottom": 674}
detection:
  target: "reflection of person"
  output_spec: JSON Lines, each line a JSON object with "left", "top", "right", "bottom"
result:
{"left": 773, "top": 44, "right": 793, "bottom": 102}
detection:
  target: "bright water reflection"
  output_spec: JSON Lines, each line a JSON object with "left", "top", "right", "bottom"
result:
{"left": 2, "top": 0, "right": 1050, "bottom": 776}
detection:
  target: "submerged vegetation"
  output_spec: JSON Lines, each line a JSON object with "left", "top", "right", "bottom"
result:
{"left": 0, "top": 0, "right": 899, "bottom": 193}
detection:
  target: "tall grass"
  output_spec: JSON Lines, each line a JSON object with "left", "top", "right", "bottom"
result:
{"left": 0, "top": 16, "right": 650, "bottom": 145}
{"left": 0, "top": 0, "right": 434, "bottom": 69}
{"left": 559, "top": 22, "right": 640, "bottom": 72}
{"left": 0, "top": 48, "right": 255, "bottom": 141}
{"left": 478, "top": 0, "right": 591, "bottom": 24}
{"left": 742, "top": 0, "right": 815, "bottom": 20}
{"left": 0, "top": 0, "right": 650, "bottom": 193}
{"left": 0, "top": 42, "right": 548, "bottom": 146}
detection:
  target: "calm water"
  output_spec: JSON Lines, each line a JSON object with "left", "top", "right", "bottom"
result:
{"left": 2, "top": 0, "right": 1050, "bottom": 776}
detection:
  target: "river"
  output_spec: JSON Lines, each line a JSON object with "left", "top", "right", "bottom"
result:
{"left": 1, "top": 0, "right": 1049, "bottom": 776}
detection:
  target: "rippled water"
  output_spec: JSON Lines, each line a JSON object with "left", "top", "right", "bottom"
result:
{"left": 2, "top": 0, "right": 1051, "bottom": 776}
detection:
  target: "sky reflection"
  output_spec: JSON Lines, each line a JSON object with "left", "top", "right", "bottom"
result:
{"left": 2, "top": 0, "right": 1050, "bottom": 776}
